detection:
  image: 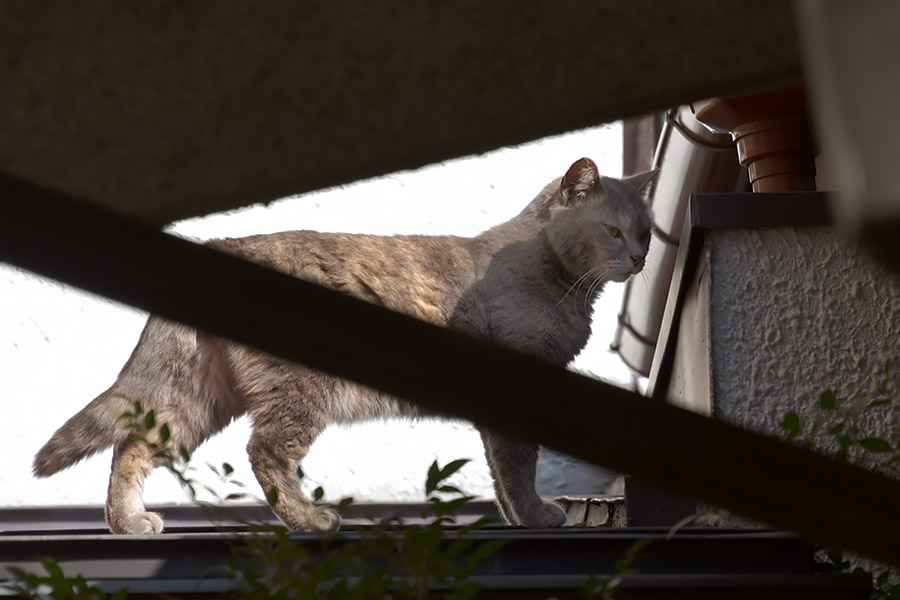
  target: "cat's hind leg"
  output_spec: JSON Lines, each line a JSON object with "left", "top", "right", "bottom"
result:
{"left": 106, "top": 438, "right": 166, "bottom": 534}
{"left": 246, "top": 404, "right": 338, "bottom": 532}
{"left": 480, "top": 429, "right": 566, "bottom": 528}
{"left": 105, "top": 403, "right": 222, "bottom": 534}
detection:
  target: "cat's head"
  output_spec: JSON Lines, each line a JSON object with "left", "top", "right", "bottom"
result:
{"left": 541, "top": 157, "right": 655, "bottom": 284}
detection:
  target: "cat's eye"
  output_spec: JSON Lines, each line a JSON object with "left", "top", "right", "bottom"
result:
{"left": 605, "top": 225, "right": 622, "bottom": 239}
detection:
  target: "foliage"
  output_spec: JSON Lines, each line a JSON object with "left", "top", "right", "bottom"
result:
{"left": 4, "top": 558, "right": 126, "bottom": 600}
{"left": 778, "top": 365, "right": 900, "bottom": 471}
{"left": 4, "top": 402, "right": 507, "bottom": 598}
{"left": 224, "top": 458, "right": 507, "bottom": 600}
{"left": 119, "top": 400, "right": 251, "bottom": 506}
{"left": 778, "top": 361, "right": 900, "bottom": 599}
{"left": 580, "top": 538, "right": 654, "bottom": 600}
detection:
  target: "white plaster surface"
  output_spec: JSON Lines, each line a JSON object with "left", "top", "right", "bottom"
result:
{"left": 707, "top": 227, "right": 900, "bottom": 459}
{"left": 1, "top": 124, "right": 630, "bottom": 509}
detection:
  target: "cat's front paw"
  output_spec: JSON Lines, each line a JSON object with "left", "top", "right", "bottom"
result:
{"left": 519, "top": 502, "right": 566, "bottom": 528}
{"left": 108, "top": 511, "right": 164, "bottom": 535}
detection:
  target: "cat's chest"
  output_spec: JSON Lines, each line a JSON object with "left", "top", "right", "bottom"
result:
{"left": 535, "top": 302, "right": 593, "bottom": 364}
{"left": 476, "top": 285, "right": 593, "bottom": 366}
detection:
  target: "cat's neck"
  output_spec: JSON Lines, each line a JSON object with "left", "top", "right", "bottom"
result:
{"left": 474, "top": 199, "right": 589, "bottom": 300}
{"left": 475, "top": 179, "right": 559, "bottom": 249}
{"left": 473, "top": 178, "right": 609, "bottom": 306}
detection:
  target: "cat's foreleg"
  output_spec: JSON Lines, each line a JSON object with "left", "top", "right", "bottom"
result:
{"left": 484, "top": 454, "right": 518, "bottom": 525}
{"left": 480, "top": 429, "right": 566, "bottom": 528}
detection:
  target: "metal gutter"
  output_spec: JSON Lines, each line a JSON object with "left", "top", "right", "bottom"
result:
{"left": 612, "top": 104, "right": 747, "bottom": 379}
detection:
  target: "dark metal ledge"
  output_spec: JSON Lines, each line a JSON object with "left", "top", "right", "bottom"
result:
{"left": 0, "top": 502, "right": 502, "bottom": 536}
{"left": 0, "top": 526, "right": 871, "bottom": 599}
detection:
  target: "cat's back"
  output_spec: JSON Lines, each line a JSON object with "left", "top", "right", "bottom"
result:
{"left": 209, "top": 230, "right": 479, "bottom": 325}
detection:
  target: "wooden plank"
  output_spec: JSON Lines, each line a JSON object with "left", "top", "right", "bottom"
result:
{"left": 0, "top": 1, "right": 802, "bottom": 225}
{"left": 2, "top": 175, "right": 899, "bottom": 566}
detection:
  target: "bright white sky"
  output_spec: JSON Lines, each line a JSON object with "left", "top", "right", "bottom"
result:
{"left": 0, "top": 123, "right": 627, "bottom": 508}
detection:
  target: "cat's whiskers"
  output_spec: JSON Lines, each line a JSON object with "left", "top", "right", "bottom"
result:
{"left": 575, "top": 266, "right": 607, "bottom": 315}
{"left": 583, "top": 268, "right": 610, "bottom": 314}
{"left": 639, "top": 269, "right": 652, "bottom": 286}
{"left": 636, "top": 256, "right": 653, "bottom": 286}
{"left": 553, "top": 266, "right": 601, "bottom": 311}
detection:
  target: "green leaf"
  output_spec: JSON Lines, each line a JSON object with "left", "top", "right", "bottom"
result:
{"left": 5, "top": 567, "right": 29, "bottom": 581}
{"left": 40, "top": 556, "right": 65, "bottom": 582}
{"left": 445, "top": 537, "right": 476, "bottom": 559}
{"left": 429, "top": 495, "right": 476, "bottom": 518}
{"left": 159, "top": 423, "right": 171, "bottom": 444}
{"left": 464, "top": 516, "right": 501, "bottom": 531}
{"left": 425, "top": 460, "right": 442, "bottom": 495}
{"left": 266, "top": 486, "right": 279, "bottom": 506}
{"left": 143, "top": 409, "right": 156, "bottom": 430}
{"left": 313, "top": 486, "right": 324, "bottom": 503}
{"left": 820, "top": 389, "right": 837, "bottom": 410}
{"left": 222, "top": 462, "right": 234, "bottom": 477}
{"left": 446, "top": 581, "right": 482, "bottom": 600}
{"left": 780, "top": 412, "right": 801, "bottom": 439}
{"left": 836, "top": 434, "right": 853, "bottom": 461}
{"left": 828, "top": 423, "right": 846, "bottom": 435}
{"left": 110, "top": 587, "right": 130, "bottom": 600}
{"left": 467, "top": 539, "right": 508, "bottom": 565}
{"left": 860, "top": 437, "right": 893, "bottom": 453}
{"left": 440, "top": 458, "right": 471, "bottom": 481}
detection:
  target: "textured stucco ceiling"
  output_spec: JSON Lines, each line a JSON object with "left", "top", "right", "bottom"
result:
{"left": 0, "top": 0, "right": 802, "bottom": 226}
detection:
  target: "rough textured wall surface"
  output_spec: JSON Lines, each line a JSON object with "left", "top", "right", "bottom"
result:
{"left": 707, "top": 228, "right": 900, "bottom": 454}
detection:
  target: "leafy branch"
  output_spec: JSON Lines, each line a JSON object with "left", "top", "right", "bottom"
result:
{"left": 779, "top": 362, "right": 900, "bottom": 470}
{"left": 226, "top": 457, "right": 506, "bottom": 600}
{"left": 5, "top": 557, "right": 127, "bottom": 600}
{"left": 581, "top": 537, "right": 654, "bottom": 600}
{"left": 779, "top": 361, "right": 900, "bottom": 598}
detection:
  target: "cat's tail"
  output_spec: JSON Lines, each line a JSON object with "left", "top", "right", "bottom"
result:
{"left": 33, "top": 391, "right": 133, "bottom": 478}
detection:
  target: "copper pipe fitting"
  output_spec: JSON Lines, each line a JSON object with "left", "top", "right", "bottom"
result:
{"left": 694, "top": 83, "right": 817, "bottom": 193}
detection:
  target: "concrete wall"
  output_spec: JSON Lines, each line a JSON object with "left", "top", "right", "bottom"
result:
{"left": 707, "top": 227, "right": 900, "bottom": 448}
{"left": 662, "top": 223, "right": 900, "bottom": 527}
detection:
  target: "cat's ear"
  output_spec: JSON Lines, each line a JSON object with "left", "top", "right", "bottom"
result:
{"left": 621, "top": 169, "right": 659, "bottom": 200}
{"left": 559, "top": 157, "right": 600, "bottom": 205}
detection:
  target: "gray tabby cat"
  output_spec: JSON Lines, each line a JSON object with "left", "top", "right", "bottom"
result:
{"left": 33, "top": 157, "right": 655, "bottom": 534}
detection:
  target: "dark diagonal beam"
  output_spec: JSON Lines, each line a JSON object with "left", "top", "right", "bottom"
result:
{"left": 2, "top": 174, "right": 899, "bottom": 566}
